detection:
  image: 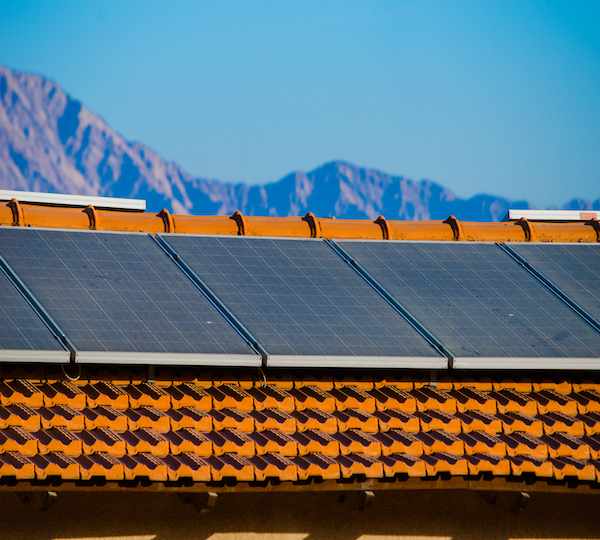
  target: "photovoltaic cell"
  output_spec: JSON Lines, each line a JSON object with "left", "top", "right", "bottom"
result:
{"left": 159, "top": 235, "right": 444, "bottom": 368}
{"left": 507, "top": 243, "right": 600, "bottom": 327}
{"left": 0, "top": 228, "right": 258, "bottom": 365}
{"left": 336, "top": 241, "right": 600, "bottom": 369}
{"left": 0, "top": 263, "right": 68, "bottom": 362}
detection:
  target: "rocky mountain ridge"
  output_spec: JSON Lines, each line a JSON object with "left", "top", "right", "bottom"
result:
{"left": 1, "top": 65, "right": 598, "bottom": 221}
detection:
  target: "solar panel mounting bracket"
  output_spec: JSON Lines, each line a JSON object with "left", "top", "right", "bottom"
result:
{"left": 325, "top": 239, "right": 454, "bottom": 367}
{"left": 153, "top": 234, "right": 269, "bottom": 366}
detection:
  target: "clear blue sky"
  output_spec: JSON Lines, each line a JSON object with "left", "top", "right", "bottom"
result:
{"left": 1, "top": 0, "right": 599, "bottom": 207}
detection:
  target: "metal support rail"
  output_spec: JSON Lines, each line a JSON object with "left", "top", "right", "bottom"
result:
{"left": 499, "top": 243, "right": 600, "bottom": 334}
{"left": 0, "top": 254, "right": 77, "bottom": 362}
{"left": 326, "top": 239, "right": 454, "bottom": 367}
{"left": 152, "top": 234, "right": 269, "bottom": 365}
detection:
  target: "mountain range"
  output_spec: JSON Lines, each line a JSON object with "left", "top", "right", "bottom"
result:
{"left": 1, "top": 65, "right": 598, "bottom": 221}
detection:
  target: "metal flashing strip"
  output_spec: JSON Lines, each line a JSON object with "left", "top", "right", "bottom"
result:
{"left": 0, "top": 349, "right": 70, "bottom": 363}
{"left": 327, "top": 239, "right": 452, "bottom": 366}
{"left": 0, "top": 189, "right": 146, "bottom": 212}
{"left": 454, "top": 356, "right": 600, "bottom": 370}
{"left": 74, "top": 351, "right": 262, "bottom": 366}
{"left": 0, "top": 254, "right": 75, "bottom": 361}
{"left": 500, "top": 244, "right": 600, "bottom": 334}
{"left": 267, "top": 354, "right": 447, "bottom": 369}
{"left": 154, "top": 234, "right": 268, "bottom": 365}
{"left": 502, "top": 209, "right": 599, "bottom": 222}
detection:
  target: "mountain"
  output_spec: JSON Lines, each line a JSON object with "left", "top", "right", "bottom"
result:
{"left": 1, "top": 65, "right": 598, "bottom": 221}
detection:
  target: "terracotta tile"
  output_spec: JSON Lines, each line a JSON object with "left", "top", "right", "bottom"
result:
{"left": 80, "top": 382, "right": 129, "bottom": 410}
{"left": 162, "top": 383, "right": 212, "bottom": 410}
{"left": 248, "top": 430, "right": 297, "bottom": 456}
{"left": 529, "top": 389, "right": 578, "bottom": 416}
{"left": 32, "top": 427, "right": 82, "bottom": 456}
{"left": 291, "top": 408, "right": 337, "bottom": 433}
{"left": 415, "top": 430, "right": 464, "bottom": 456}
{"left": 120, "top": 453, "right": 168, "bottom": 481}
{"left": 370, "top": 386, "right": 417, "bottom": 413}
{"left": 550, "top": 456, "right": 596, "bottom": 481}
{"left": 39, "top": 405, "right": 85, "bottom": 431}
{"left": 373, "top": 429, "right": 423, "bottom": 457}
{"left": 163, "top": 407, "right": 212, "bottom": 432}
{"left": 333, "top": 429, "right": 381, "bottom": 457}
{"left": 372, "top": 409, "right": 420, "bottom": 433}
{"left": 538, "top": 412, "right": 584, "bottom": 437}
{"left": 497, "top": 411, "right": 544, "bottom": 437}
{"left": 0, "top": 452, "right": 34, "bottom": 479}
{"left": 420, "top": 453, "right": 468, "bottom": 476}
{"left": 293, "top": 453, "right": 340, "bottom": 480}
{"left": 571, "top": 390, "right": 600, "bottom": 415}
{"left": 203, "top": 429, "right": 255, "bottom": 456}
{"left": 380, "top": 453, "right": 426, "bottom": 477}
{"left": 415, "top": 410, "right": 461, "bottom": 434}
{"left": 330, "top": 386, "right": 376, "bottom": 413}
{"left": 333, "top": 374, "right": 374, "bottom": 390}
{"left": 531, "top": 379, "right": 572, "bottom": 394}
{"left": 449, "top": 388, "right": 496, "bottom": 415}
{"left": 0, "top": 426, "right": 37, "bottom": 456}
{"left": 0, "top": 380, "right": 44, "bottom": 408}
{"left": 578, "top": 412, "right": 600, "bottom": 436}
{"left": 508, "top": 454, "right": 553, "bottom": 477}
{"left": 38, "top": 381, "right": 87, "bottom": 409}
{"left": 247, "top": 386, "right": 295, "bottom": 411}
{"left": 499, "top": 432, "right": 548, "bottom": 459}
{"left": 30, "top": 452, "right": 79, "bottom": 480}
{"left": 77, "top": 427, "right": 126, "bottom": 456}
{"left": 206, "top": 454, "right": 254, "bottom": 481}
{"left": 581, "top": 435, "right": 600, "bottom": 459}
{"left": 410, "top": 387, "right": 457, "bottom": 414}
{"left": 451, "top": 375, "right": 492, "bottom": 392}
{"left": 337, "top": 453, "right": 383, "bottom": 478}
{"left": 249, "top": 409, "right": 296, "bottom": 433}
{"left": 162, "top": 453, "right": 211, "bottom": 482}
{"left": 292, "top": 430, "right": 340, "bottom": 456}
{"left": 332, "top": 409, "right": 378, "bottom": 433}
{"left": 458, "top": 431, "right": 506, "bottom": 457}
{"left": 464, "top": 453, "right": 510, "bottom": 475}
{"left": 249, "top": 453, "right": 298, "bottom": 481}
{"left": 289, "top": 386, "right": 336, "bottom": 412}
{"left": 74, "top": 452, "right": 124, "bottom": 481}
{"left": 0, "top": 404, "right": 40, "bottom": 431}
{"left": 120, "top": 429, "right": 170, "bottom": 457}
{"left": 373, "top": 374, "right": 414, "bottom": 391}
{"left": 122, "top": 406, "right": 170, "bottom": 432}
{"left": 456, "top": 410, "right": 502, "bottom": 434}
{"left": 161, "top": 428, "right": 212, "bottom": 456}
{"left": 206, "top": 408, "right": 254, "bottom": 432}
{"left": 489, "top": 389, "right": 537, "bottom": 416}
{"left": 491, "top": 377, "right": 532, "bottom": 393}
{"left": 124, "top": 383, "right": 171, "bottom": 410}
{"left": 294, "top": 375, "right": 334, "bottom": 391}
{"left": 540, "top": 433, "right": 590, "bottom": 460}
{"left": 82, "top": 406, "right": 128, "bottom": 432}
{"left": 205, "top": 385, "right": 253, "bottom": 411}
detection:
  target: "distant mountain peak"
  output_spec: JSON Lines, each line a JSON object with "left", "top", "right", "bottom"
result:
{"left": 1, "top": 65, "right": 598, "bottom": 220}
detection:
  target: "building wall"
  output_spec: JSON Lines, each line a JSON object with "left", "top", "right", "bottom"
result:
{"left": 0, "top": 489, "right": 599, "bottom": 540}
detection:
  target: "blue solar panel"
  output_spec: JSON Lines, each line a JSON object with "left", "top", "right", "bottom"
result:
{"left": 0, "top": 228, "right": 259, "bottom": 365}
{"left": 0, "top": 262, "right": 69, "bottom": 362}
{"left": 159, "top": 235, "right": 445, "bottom": 368}
{"left": 506, "top": 243, "right": 600, "bottom": 328}
{"left": 336, "top": 240, "right": 600, "bottom": 369}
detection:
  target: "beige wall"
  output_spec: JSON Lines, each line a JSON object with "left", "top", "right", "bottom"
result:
{"left": 0, "top": 489, "right": 599, "bottom": 540}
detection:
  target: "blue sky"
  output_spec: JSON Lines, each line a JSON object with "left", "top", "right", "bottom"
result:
{"left": 1, "top": 0, "right": 599, "bottom": 207}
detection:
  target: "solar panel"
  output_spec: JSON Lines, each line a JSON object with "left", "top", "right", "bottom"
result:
{"left": 0, "top": 261, "right": 69, "bottom": 362}
{"left": 506, "top": 243, "right": 600, "bottom": 328}
{"left": 158, "top": 235, "right": 445, "bottom": 368}
{"left": 336, "top": 240, "right": 600, "bottom": 369}
{"left": 0, "top": 228, "right": 260, "bottom": 366}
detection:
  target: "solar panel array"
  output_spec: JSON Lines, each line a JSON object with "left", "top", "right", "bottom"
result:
{"left": 159, "top": 235, "right": 444, "bottom": 367}
{"left": 0, "top": 226, "right": 598, "bottom": 370}
{"left": 336, "top": 241, "right": 600, "bottom": 369}
{"left": 0, "top": 228, "right": 259, "bottom": 365}
{"left": 506, "top": 243, "right": 600, "bottom": 327}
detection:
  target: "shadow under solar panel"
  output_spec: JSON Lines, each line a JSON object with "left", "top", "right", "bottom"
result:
{"left": 158, "top": 234, "right": 445, "bottom": 368}
{"left": 505, "top": 243, "right": 600, "bottom": 330}
{"left": 0, "top": 228, "right": 260, "bottom": 366}
{"left": 0, "top": 258, "right": 69, "bottom": 362}
{"left": 336, "top": 240, "right": 600, "bottom": 370}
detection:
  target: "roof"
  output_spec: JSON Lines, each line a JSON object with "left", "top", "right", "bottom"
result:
{"left": 1, "top": 197, "right": 600, "bottom": 496}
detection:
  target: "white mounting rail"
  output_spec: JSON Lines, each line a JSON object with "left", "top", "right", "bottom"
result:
{"left": 502, "top": 209, "right": 598, "bottom": 222}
